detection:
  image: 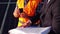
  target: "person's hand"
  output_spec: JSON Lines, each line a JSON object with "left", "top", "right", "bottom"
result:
{"left": 13, "top": 7, "right": 20, "bottom": 18}
{"left": 21, "top": 20, "right": 32, "bottom": 28}
{"left": 20, "top": 13, "right": 28, "bottom": 18}
{"left": 35, "top": 19, "right": 40, "bottom": 25}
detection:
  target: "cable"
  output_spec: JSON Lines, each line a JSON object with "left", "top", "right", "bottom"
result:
{"left": 0, "top": 0, "right": 11, "bottom": 34}
{"left": 0, "top": 2, "right": 16, "bottom": 4}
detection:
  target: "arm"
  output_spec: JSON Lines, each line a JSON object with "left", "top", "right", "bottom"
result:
{"left": 23, "top": 0, "right": 42, "bottom": 16}
{"left": 52, "top": 0, "right": 60, "bottom": 34}
{"left": 29, "top": 2, "right": 43, "bottom": 25}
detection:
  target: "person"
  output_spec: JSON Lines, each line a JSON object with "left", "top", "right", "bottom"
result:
{"left": 13, "top": 0, "right": 42, "bottom": 28}
{"left": 40, "top": 0, "right": 60, "bottom": 34}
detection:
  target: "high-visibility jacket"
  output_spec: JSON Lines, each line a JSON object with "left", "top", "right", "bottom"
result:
{"left": 17, "top": 0, "right": 42, "bottom": 27}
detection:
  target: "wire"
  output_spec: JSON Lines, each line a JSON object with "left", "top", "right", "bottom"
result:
{"left": 0, "top": 0, "right": 11, "bottom": 34}
{"left": 0, "top": 2, "right": 16, "bottom": 4}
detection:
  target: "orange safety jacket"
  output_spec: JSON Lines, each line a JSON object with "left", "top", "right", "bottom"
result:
{"left": 17, "top": 0, "right": 42, "bottom": 27}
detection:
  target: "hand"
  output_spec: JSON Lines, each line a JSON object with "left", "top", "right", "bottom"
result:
{"left": 21, "top": 20, "right": 32, "bottom": 28}
{"left": 35, "top": 19, "right": 40, "bottom": 25}
{"left": 20, "top": 13, "right": 28, "bottom": 18}
{"left": 13, "top": 7, "right": 20, "bottom": 18}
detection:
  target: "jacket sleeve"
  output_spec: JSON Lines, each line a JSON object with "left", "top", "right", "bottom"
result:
{"left": 30, "top": 3, "right": 43, "bottom": 23}
{"left": 23, "top": 0, "right": 42, "bottom": 17}
{"left": 52, "top": 0, "right": 60, "bottom": 34}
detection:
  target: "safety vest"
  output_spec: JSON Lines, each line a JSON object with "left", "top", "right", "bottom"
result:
{"left": 17, "top": 0, "right": 42, "bottom": 27}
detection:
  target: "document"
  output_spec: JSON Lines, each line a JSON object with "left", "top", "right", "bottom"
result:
{"left": 8, "top": 27, "right": 51, "bottom": 34}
